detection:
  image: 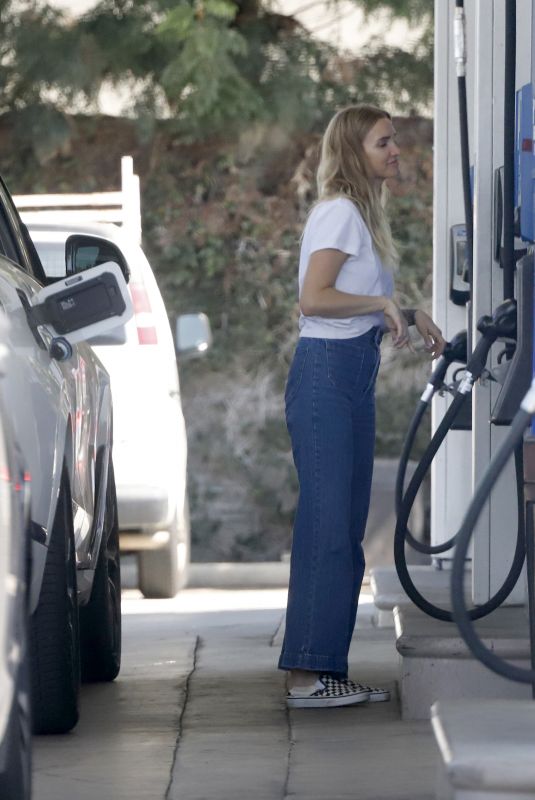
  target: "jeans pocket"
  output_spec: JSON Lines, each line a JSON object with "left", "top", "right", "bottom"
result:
{"left": 326, "top": 341, "right": 381, "bottom": 398}
{"left": 325, "top": 341, "right": 366, "bottom": 395}
{"left": 285, "top": 344, "right": 310, "bottom": 407}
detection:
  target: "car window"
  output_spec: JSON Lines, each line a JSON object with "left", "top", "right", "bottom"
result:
{"left": 0, "top": 206, "right": 20, "bottom": 264}
{"left": 33, "top": 240, "right": 66, "bottom": 279}
{"left": 0, "top": 178, "right": 47, "bottom": 285}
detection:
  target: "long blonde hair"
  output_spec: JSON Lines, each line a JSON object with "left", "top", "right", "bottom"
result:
{"left": 316, "top": 104, "right": 399, "bottom": 267}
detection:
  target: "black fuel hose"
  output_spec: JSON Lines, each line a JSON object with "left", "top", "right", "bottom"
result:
{"left": 451, "top": 396, "right": 535, "bottom": 683}
{"left": 395, "top": 302, "right": 516, "bottom": 558}
{"left": 454, "top": 0, "right": 473, "bottom": 294}
{"left": 395, "top": 331, "right": 468, "bottom": 554}
{"left": 394, "top": 303, "right": 524, "bottom": 621}
{"left": 395, "top": 325, "right": 496, "bottom": 558}
{"left": 395, "top": 398, "right": 428, "bottom": 551}
{"left": 502, "top": 0, "right": 516, "bottom": 301}
{"left": 395, "top": 430, "right": 525, "bottom": 622}
{"left": 396, "top": 396, "right": 466, "bottom": 556}
{"left": 394, "top": 390, "right": 471, "bottom": 574}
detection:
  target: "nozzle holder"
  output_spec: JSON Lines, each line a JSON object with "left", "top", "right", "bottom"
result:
{"left": 467, "top": 300, "right": 517, "bottom": 379}
{"left": 477, "top": 298, "right": 517, "bottom": 340}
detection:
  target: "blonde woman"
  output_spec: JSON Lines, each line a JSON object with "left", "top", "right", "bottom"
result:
{"left": 280, "top": 105, "right": 445, "bottom": 708}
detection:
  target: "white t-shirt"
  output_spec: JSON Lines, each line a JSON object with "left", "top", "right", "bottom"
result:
{"left": 298, "top": 197, "right": 394, "bottom": 339}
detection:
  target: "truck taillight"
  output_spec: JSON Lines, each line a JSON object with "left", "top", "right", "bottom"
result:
{"left": 130, "top": 282, "right": 158, "bottom": 345}
{"left": 137, "top": 327, "right": 158, "bottom": 345}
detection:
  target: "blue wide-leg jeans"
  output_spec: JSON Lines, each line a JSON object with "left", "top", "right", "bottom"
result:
{"left": 279, "top": 328, "right": 382, "bottom": 678}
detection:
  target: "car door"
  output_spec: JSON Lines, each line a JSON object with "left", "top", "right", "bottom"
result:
{"left": 0, "top": 186, "right": 67, "bottom": 561}
{"left": 0, "top": 178, "right": 114, "bottom": 574}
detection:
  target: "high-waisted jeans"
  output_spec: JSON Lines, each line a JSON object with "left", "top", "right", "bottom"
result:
{"left": 279, "top": 327, "right": 382, "bottom": 678}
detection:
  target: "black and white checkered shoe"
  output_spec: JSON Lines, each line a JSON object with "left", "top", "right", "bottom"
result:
{"left": 286, "top": 674, "right": 370, "bottom": 708}
{"left": 342, "top": 678, "right": 390, "bottom": 703}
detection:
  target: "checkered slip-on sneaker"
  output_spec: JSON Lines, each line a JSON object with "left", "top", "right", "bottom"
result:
{"left": 286, "top": 674, "right": 371, "bottom": 708}
{"left": 342, "top": 678, "right": 390, "bottom": 703}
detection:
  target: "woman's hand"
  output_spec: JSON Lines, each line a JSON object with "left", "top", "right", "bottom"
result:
{"left": 414, "top": 310, "right": 446, "bottom": 357}
{"left": 383, "top": 298, "right": 410, "bottom": 349}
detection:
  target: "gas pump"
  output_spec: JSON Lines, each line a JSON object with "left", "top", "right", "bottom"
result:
{"left": 448, "top": 0, "right": 535, "bottom": 687}
{"left": 394, "top": 0, "right": 535, "bottom": 623}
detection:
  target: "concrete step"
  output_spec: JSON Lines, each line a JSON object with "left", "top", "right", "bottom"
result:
{"left": 370, "top": 564, "right": 471, "bottom": 627}
{"left": 431, "top": 699, "right": 535, "bottom": 799}
{"left": 394, "top": 604, "right": 533, "bottom": 720}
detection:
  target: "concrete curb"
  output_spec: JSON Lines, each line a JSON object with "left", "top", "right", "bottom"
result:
{"left": 187, "top": 562, "right": 290, "bottom": 589}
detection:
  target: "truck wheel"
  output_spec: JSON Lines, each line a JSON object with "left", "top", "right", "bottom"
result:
{"left": 138, "top": 498, "right": 190, "bottom": 599}
{"left": 31, "top": 470, "right": 80, "bottom": 734}
{"left": 80, "top": 459, "right": 121, "bottom": 682}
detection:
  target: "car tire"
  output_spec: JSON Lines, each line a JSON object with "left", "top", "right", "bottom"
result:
{"left": 80, "top": 458, "right": 121, "bottom": 682}
{"left": 0, "top": 633, "right": 32, "bottom": 799}
{"left": 31, "top": 468, "right": 80, "bottom": 735}
{"left": 138, "top": 497, "right": 190, "bottom": 599}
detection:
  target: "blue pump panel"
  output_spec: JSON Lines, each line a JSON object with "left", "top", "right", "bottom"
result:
{"left": 516, "top": 83, "right": 535, "bottom": 242}
{"left": 532, "top": 265, "right": 535, "bottom": 437}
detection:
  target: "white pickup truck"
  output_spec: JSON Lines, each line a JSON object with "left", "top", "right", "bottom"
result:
{"left": 0, "top": 175, "right": 132, "bottom": 738}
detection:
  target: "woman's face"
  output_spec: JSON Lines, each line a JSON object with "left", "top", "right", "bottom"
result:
{"left": 362, "top": 117, "right": 400, "bottom": 182}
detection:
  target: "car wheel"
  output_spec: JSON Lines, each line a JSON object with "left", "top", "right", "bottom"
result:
{"left": 80, "top": 458, "right": 121, "bottom": 682}
{"left": 31, "top": 468, "right": 80, "bottom": 734}
{"left": 138, "top": 497, "right": 190, "bottom": 599}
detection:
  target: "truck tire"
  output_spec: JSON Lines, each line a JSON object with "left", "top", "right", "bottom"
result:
{"left": 31, "top": 469, "right": 80, "bottom": 734}
{"left": 138, "top": 498, "right": 190, "bottom": 599}
{"left": 80, "top": 459, "right": 121, "bottom": 682}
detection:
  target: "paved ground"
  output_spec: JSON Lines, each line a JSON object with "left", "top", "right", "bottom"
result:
{"left": 33, "top": 583, "right": 439, "bottom": 800}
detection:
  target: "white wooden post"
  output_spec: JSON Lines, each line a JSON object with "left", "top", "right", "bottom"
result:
{"left": 121, "top": 156, "right": 142, "bottom": 244}
{"left": 13, "top": 156, "right": 142, "bottom": 243}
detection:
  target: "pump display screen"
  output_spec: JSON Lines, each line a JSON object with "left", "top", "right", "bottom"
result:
{"left": 42, "top": 273, "right": 126, "bottom": 334}
{"left": 456, "top": 239, "right": 468, "bottom": 279}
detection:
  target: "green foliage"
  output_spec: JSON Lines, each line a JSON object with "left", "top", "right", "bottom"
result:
{"left": 358, "top": 0, "right": 432, "bottom": 22}
{"left": 0, "top": 0, "right": 436, "bottom": 559}
{"left": 356, "top": 28, "right": 434, "bottom": 114}
{"left": 0, "top": 0, "right": 433, "bottom": 155}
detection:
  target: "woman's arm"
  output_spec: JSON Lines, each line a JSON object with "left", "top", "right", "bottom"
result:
{"left": 401, "top": 307, "right": 446, "bottom": 357}
{"left": 300, "top": 248, "right": 409, "bottom": 347}
{"left": 412, "top": 309, "right": 446, "bottom": 357}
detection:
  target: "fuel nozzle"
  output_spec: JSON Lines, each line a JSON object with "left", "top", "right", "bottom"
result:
{"left": 462, "top": 299, "right": 517, "bottom": 388}
{"left": 428, "top": 329, "right": 468, "bottom": 391}
{"left": 477, "top": 298, "right": 517, "bottom": 340}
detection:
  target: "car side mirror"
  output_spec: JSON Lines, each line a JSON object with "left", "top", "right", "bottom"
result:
{"left": 65, "top": 234, "right": 131, "bottom": 283}
{"left": 175, "top": 313, "right": 212, "bottom": 359}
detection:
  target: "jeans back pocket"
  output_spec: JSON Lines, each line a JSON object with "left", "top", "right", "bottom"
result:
{"left": 326, "top": 340, "right": 378, "bottom": 398}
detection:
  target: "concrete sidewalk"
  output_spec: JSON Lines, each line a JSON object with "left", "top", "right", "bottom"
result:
{"left": 167, "top": 592, "right": 439, "bottom": 800}
{"left": 33, "top": 588, "right": 439, "bottom": 800}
